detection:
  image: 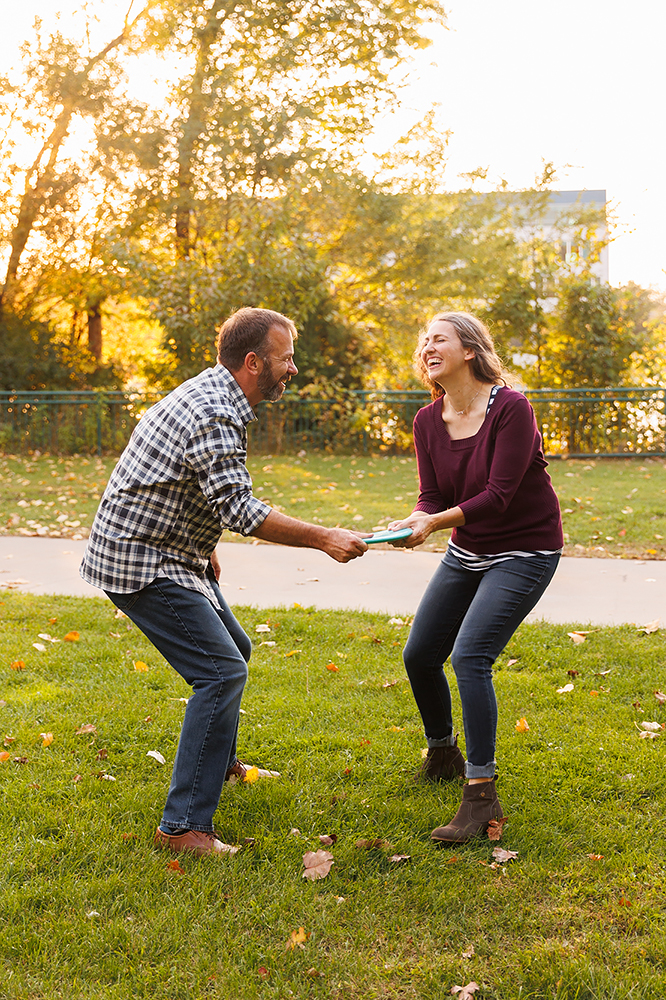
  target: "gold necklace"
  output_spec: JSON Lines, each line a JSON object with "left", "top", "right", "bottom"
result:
{"left": 452, "top": 388, "right": 482, "bottom": 416}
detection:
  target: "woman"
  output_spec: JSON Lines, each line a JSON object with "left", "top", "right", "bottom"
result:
{"left": 388, "top": 312, "right": 562, "bottom": 844}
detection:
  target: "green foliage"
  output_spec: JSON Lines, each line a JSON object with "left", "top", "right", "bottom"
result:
{"left": 0, "top": 313, "right": 121, "bottom": 391}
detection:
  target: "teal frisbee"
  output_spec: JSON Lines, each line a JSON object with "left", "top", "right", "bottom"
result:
{"left": 364, "top": 527, "right": 413, "bottom": 545}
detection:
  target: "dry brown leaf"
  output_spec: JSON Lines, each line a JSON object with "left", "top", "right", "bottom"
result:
{"left": 515, "top": 717, "right": 530, "bottom": 733}
{"left": 39, "top": 732, "right": 54, "bottom": 747}
{"left": 63, "top": 631, "right": 80, "bottom": 642}
{"left": 567, "top": 669, "right": 579, "bottom": 678}
{"left": 12, "top": 756, "right": 28, "bottom": 764}
{"left": 587, "top": 853, "right": 604, "bottom": 860}
{"left": 568, "top": 631, "right": 589, "bottom": 644}
{"left": 492, "top": 846, "right": 518, "bottom": 862}
{"left": 388, "top": 854, "right": 411, "bottom": 864}
{"left": 382, "top": 679, "right": 399, "bottom": 689}
{"left": 506, "top": 658, "right": 519, "bottom": 667}
{"left": 319, "top": 833, "right": 338, "bottom": 846}
{"left": 451, "top": 983, "right": 480, "bottom": 999}
{"left": 76, "top": 724, "right": 97, "bottom": 735}
{"left": 637, "top": 618, "right": 660, "bottom": 635}
{"left": 167, "top": 858, "right": 185, "bottom": 874}
{"left": 655, "top": 690, "right": 666, "bottom": 704}
{"left": 305, "top": 968, "right": 322, "bottom": 978}
{"left": 461, "top": 945, "right": 475, "bottom": 959}
{"left": 286, "top": 927, "right": 311, "bottom": 950}
{"left": 487, "top": 817, "right": 508, "bottom": 841}
{"left": 556, "top": 683, "right": 574, "bottom": 694}
{"left": 302, "top": 850, "right": 334, "bottom": 880}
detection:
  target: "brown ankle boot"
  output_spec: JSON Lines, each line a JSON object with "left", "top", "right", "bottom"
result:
{"left": 431, "top": 779, "right": 502, "bottom": 844}
{"left": 416, "top": 737, "right": 465, "bottom": 782}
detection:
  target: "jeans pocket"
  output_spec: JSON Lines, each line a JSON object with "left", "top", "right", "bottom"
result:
{"left": 105, "top": 589, "right": 142, "bottom": 612}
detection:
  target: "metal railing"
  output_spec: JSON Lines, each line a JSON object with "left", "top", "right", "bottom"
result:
{"left": 0, "top": 386, "right": 664, "bottom": 457}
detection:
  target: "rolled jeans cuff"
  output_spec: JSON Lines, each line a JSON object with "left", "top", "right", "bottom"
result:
{"left": 426, "top": 733, "right": 456, "bottom": 748}
{"left": 465, "top": 760, "right": 496, "bottom": 780}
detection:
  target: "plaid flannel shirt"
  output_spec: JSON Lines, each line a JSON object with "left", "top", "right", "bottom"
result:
{"left": 80, "top": 365, "right": 271, "bottom": 607}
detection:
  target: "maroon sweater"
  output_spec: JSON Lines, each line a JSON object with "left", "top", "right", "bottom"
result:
{"left": 413, "top": 387, "right": 563, "bottom": 553}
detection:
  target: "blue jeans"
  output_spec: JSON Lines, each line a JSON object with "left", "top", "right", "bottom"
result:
{"left": 403, "top": 548, "right": 560, "bottom": 779}
{"left": 105, "top": 576, "right": 251, "bottom": 833}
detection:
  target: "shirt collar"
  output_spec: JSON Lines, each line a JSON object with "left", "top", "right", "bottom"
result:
{"left": 214, "top": 364, "right": 257, "bottom": 424}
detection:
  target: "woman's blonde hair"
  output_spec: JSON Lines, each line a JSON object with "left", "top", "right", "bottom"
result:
{"left": 414, "top": 311, "right": 508, "bottom": 400}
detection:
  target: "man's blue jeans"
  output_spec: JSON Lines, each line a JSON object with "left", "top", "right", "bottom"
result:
{"left": 105, "top": 577, "right": 251, "bottom": 834}
{"left": 403, "top": 548, "right": 560, "bottom": 779}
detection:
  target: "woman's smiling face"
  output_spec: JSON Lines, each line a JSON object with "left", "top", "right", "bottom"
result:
{"left": 420, "top": 320, "right": 475, "bottom": 383}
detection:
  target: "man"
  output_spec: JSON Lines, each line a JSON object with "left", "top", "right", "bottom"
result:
{"left": 80, "top": 307, "right": 367, "bottom": 856}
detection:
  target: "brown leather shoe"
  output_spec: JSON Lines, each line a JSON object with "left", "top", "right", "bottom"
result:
{"left": 416, "top": 738, "right": 465, "bottom": 782}
{"left": 153, "top": 827, "right": 228, "bottom": 857}
{"left": 431, "top": 779, "right": 503, "bottom": 845}
{"left": 225, "top": 759, "right": 247, "bottom": 782}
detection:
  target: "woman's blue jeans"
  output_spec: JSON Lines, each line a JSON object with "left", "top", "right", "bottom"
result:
{"left": 105, "top": 576, "right": 251, "bottom": 834}
{"left": 403, "top": 548, "right": 560, "bottom": 779}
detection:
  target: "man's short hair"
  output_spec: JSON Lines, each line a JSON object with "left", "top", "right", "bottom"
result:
{"left": 216, "top": 307, "right": 297, "bottom": 371}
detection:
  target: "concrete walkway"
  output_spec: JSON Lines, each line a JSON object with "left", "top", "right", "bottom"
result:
{"left": 0, "top": 536, "right": 664, "bottom": 626}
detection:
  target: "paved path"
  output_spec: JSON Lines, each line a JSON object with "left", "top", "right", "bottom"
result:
{"left": 0, "top": 537, "right": 664, "bottom": 626}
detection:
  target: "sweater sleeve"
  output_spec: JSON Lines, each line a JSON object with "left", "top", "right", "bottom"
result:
{"left": 458, "top": 393, "right": 541, "bottom": 524}
{"left": 413, "top": 410, "right": 448, "bottom": 514}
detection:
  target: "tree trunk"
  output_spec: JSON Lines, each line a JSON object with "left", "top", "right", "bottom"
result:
{"left": 87, "top": 302, "right": 103, "bottom": 361}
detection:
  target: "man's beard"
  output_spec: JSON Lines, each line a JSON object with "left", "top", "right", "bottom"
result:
{"left": 258, "top": 360, "right": 290, "bottom": 401}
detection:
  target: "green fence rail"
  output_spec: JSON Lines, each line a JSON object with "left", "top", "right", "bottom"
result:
{"left": 0, "top": 387, "right": 664, "bottom": 457}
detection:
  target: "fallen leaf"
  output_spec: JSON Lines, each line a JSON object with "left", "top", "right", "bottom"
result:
{"left": 388, "top": 854, "right": 411, "bottom": 864}
{"left": 639, "top": 730, "right": 660, "bottom": 739}
{"left": 39, "top": 732, "right": 54, "bottom": 747}
{"left": 326, "top": 662, "right": 339, "bottom": 672}
{"left": 255, "top": 624, "right": 271, "bottom": 632}
{"left": 217, "top": 842, "right": 241, "bottom": 854}
{"left": 10, "top": 660, "right": 25, "bottom": 671}
{"left": 567, "top": 669, "right": 580, "bottom": 678}
{"left": 32, "top": 643, "right": 47, "bottom": 652}
{"left": 595, "top": 669, "right": 612, "bottom": 677}
{"left": 86, "top": 910, "right": 101, "bottom": 918}
{"left": 556, "top": 683, "right": 574, "bottom": 694}
{"left": 285, "top": 650, "right": 302, "bottom": 657}
{"left": 12, "top": 756, "right": 28, "bottom": 764}
{"left": 73, "top": 774, "right": 82, "bottom": 783}
{"left": 114, "top": 608, "right": 128, "bottom": 619}
{"left": 589, "top": 690, "right": 599, "bottom": 697}
{"left": 515, "top": 717, "right": 530, "bottom": 733}
{"left": 492, "top": 846, "right": 518, "bottom": 862}
{"left": 133, "top": 660, "right": 149, "bottom": 672}
{"left": 355, "top": 838, "right": 390, "bottom": 849}
{"left": 63, "top": 631, "right": 79, "bottom": 642}
{"left": 286, "top": 926, "right": 311, "bottom": 950}
{"left": 305, "top": 967, "right": 322, "bottom": 978}
{"left": 37, "top": 633, "right": 60, "bottom": 643}
{"left": 97, "top": 772, "right": 116, "bottom": 781}
{"left": 96, "top": 748, "right": 109, "bottom": 760}
{"left": 639, "top": 721, "right": 662, "bottom": 731}
{"left": 619, "top": 897, "right": 632, "bottom": 907}
{"left": 382, "top": 679, "right": 399, "bottom": 689}
{"left": 568, "top": 631, "right": 589, "bottom": 644}
{"left": 290, "top": 828, "right": 301, "bottom": 836}
{"left": 259, "top": 640, "right": 276, "bottom": 647}
{"left": 243, "top": 765, "right": 259, "bottom": 783}
{"left": 655, "top": 691, "right": 666, "bottom": 705}
{"left": 302, "top": 850, "right": 334, "bottom": 880}
{"left": 506, "top": 658, "right": 519, "bottom": 667}
{"left": 487, "top": 817, "right": 508, "bottom": 841}
{"left": 167, "top": 859, "right": 185, "bottom": 874}
{"left": 388, "top": 617, "right": 405, "bottom": 625}
{"left": 638, "top": 619, "right": 660, "bottom": 635}
{"left": 461, "top": 945, "right": 475, "bottom": 959}
{"left": 76, "top": 724, "right": 97, "bottom": 735}
{"left": 3, "top": 736, "right": 15, "bottom": 746}
{"left": 147, "top": 750, "right": 166, "bottom": 765}
{"left": 0, "top": 751, "right": 11, "bottom": 763}
{"left": 388, "top": 725, "right": 404, "bottom": 732}
{"left": 319, "top": 833, "right": 338, "bottom": 846}
{"left": 450, "top": 983, "right": 480, "bottom": 999}
{"left": 258, "top": 966, "right": 269, "bottom": 979}
{"left": 587, "top": 853, "right": 604, "bottom": 860}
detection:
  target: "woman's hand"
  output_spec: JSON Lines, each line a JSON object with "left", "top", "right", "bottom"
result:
{"left": 386, "top": 512, "right": 434, "bottom": 548}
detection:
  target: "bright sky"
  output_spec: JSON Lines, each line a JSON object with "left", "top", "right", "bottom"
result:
{"left": 3, "top": 0, "right": 665, "bottom": 292}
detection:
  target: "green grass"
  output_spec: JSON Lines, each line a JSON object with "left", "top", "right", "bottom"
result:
{"left": 1, "top": 452, "right": 665, "bottom": 559}
{"left": 2, "top": 593, "right": 666, "bottom": 997}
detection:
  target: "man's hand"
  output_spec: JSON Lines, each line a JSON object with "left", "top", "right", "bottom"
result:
{"left": 321, "top": 527, "right": 369, "bottom": 563}
{"left": 210, "top": 548, "right": 222, "bottom": 580}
